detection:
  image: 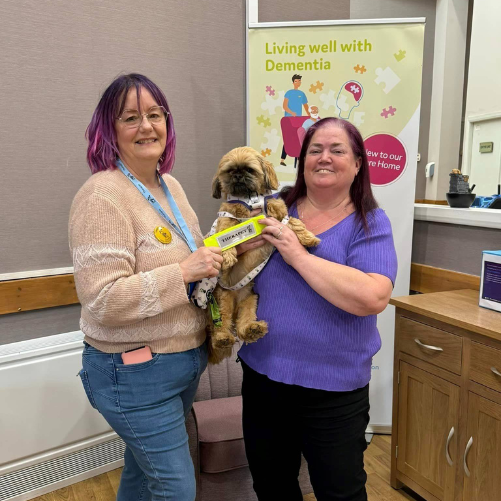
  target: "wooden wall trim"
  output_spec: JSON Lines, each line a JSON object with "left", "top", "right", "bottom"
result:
{"left": 415, "top": 199, "right": 448, "bottom": 205}
{"left": 0, "top": 263, "right": 481, "bottom": 315}
{"left": 410, "top": 263, "right": 480, "bottom": 294}
{"left": 0, "top": 275, "right": 79, "bottom": 315}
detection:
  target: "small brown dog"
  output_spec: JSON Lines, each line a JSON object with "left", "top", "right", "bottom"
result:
{"left": 207, "top": 146, "right": 319, "bottom": 363}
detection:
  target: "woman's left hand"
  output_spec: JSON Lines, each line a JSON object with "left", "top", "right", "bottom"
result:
{"left": 259, "top": 217, "right": 309, "bottom": 266}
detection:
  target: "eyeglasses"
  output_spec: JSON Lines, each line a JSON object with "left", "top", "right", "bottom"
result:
{"left": 116, "top": 106, "right": 169, "bottom": 129}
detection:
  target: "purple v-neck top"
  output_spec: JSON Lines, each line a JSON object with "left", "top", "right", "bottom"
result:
{"left": 238, "top": 206, "right": 398, "bottom": 392}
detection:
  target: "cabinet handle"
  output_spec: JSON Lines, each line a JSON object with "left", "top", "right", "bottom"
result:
{"left": 445, "top": 426, "right": 454, "bottom": 466}
{"left": 463, "top": 436, "right": 473, "bottom": 477}
{"left": 491, "top": 367, "right": 501, "bottom": 377}
{"left": 414, "top": 338, "right": 444, "bottom": 352}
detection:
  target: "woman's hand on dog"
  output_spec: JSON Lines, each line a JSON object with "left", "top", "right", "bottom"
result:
{"left": 259, "top": 217, "right": 309, "bottom": 266}
{"left": 236, "top": 235, "right": 266, "bottom": 255}
{"left": 179, "top": 247, "right": 223, "bottom": 283}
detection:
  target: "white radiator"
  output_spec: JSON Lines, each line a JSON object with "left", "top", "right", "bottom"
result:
{"left": 0, "top": 332, "right": 125, "bottom": 501}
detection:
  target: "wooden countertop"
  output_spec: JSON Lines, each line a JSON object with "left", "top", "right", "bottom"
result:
{"left": 390, "top": 289, "right": 501, "bottom": 342}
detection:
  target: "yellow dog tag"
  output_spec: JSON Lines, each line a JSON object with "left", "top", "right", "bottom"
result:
{"left": 204, "top": 216, "right": 266, "bottom": 251}
{"left": 154, "top": 226, "right": 172, "bottom": 244}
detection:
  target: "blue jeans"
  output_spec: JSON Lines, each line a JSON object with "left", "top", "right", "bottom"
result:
{"left": 79, "top": 341, "right": 208, "bottom": 501}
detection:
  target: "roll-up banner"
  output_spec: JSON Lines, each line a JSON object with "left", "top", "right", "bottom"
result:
{"left": 247, "top": 18, "right": 425, "bottom": 431}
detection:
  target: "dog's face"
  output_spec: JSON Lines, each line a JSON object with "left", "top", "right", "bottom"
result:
{"left": 212, "top": 147, "right": 279, "bottom": 199}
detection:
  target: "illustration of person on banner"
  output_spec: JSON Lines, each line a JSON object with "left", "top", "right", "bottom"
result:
{"left": 280, "top": 74, "right": 310, "bottom": 166}
{"left": 297, "top": 104, "right": 321, "bottom": 146}
{"left": 302, "top": 105, "right": 321, "bottom": 131}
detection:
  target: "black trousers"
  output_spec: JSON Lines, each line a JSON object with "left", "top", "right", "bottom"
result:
{"left": 241, "top": 361, "right": 369, "bottom": 501}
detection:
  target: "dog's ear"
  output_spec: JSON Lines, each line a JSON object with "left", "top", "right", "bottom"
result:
{"left": 212, "top": 175, "right": 222, "bottom": 199}
{"left": 258, "top": 155, "right": 279, "bottom": 191}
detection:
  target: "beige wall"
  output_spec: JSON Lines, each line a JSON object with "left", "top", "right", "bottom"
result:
{"left": 460, "top": 0, "right": 501, "bottom": 189}
{"left": 412, "top": 222, "right": 501, "bottom": 276}
{"left": 259, "top": 0, "right": 350, "bottom": 22}
{"left": 463, "top": 1, "right": 501, "bottom": 117}
{"left": 0, "top": 0, "right": 246, "bottom": 275}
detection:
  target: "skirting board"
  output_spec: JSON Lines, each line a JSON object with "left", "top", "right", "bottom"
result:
{"left": 366, "top": 425, "right": 391, "bottom": 435}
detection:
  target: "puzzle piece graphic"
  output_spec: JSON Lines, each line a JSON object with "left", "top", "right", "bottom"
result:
{"left": 260, "top": 129, "right": 280, "bottom": 153}
{"left": 256, "top": 115, "right": 271, "bottom": 127}
{"left": 320, "top": 90, "right": 337, "bottom": 110}
{"left": 309, "top": 81, "right": 324, "bottom": 94}
{"left": 375, "top": 67, "right": 401, "bottom": 94}
{"left": 265, "top": 85, "right": 275, "bottom": 96}
{"left": 261, "top": 90, "right": 285, "bottom": 116}
{"left": 380, "top": 106, "right": 397, "bottom": 118}
{"left": 335, "top": 94, "right": 349, "bottom": 112}
{"left": 349, "top": 84, "right": 361, "bottom": 96}
{"left": 353, "top": 112, "right": 365, "bottom": 126}
{"left": 394, "top": 50, "right": 406, "bottom": 62}
{"left": 354, "top": 64, "right": 367, "bottom": 74}
{"left": 261, "top": 148, "right": 272, "bottom": 157}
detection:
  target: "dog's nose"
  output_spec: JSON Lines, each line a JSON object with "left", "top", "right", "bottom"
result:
{"left": 233, "top": 172, "right": 244, "bottom": 181}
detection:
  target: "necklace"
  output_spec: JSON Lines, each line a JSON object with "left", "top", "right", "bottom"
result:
{"left": 301, "top": 195, "right": 346, "bottom": 214}
{"left": 299, "top": 198, "right": 351, "bottom": 232}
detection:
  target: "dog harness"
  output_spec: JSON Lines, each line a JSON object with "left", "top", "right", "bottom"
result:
{"left": 225, "top": 191, "right": 274, "bottom": 211}
{"left": 190, "top": 193, "right": 289, "bottom": 310}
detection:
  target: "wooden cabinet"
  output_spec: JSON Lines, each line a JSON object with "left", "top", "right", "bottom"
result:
{"left": 463, "top": 393, "right": 501, "bottom": 501}
{"left": 397, "top": 362, "right": 460, "bottom": 500}
{"left": 390, "top": 290, "right": 501, "bottom": 501}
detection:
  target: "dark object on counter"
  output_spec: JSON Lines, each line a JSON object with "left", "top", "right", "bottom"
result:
{"left": 446, "top": 192, "right": 476, "bottom": 208}
{"left": 489, "top": 197, "right": 501, "bottom": 209}
{"left": 449, "top": 173, "right": 470, "bottom": 193}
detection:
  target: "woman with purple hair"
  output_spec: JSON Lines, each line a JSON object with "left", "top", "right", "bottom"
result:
{"left": 69, "top": 74, "right": 222, "bottom": 500}
{"left": 238, "top": 117, "right": 398, "bottom": 500}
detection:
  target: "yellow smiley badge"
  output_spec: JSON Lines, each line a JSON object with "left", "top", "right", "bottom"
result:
{"left": 154, "top": 226, "right": 172, "bottom": 244}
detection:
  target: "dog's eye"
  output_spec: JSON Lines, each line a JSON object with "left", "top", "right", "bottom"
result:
{"left": 244, "top": 167, "right": 253, "bottom": 173}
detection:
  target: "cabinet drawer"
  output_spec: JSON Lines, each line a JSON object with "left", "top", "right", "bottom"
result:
{"left": 399, "top": 317, "right": 463, "bottom": 374}
{"left": 470, "top": 342, "right": 501, "bottom": 393}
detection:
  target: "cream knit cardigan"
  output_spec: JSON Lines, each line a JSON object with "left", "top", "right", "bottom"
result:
{"left": 69, "top": 168, "right": 206, "bottom": 353}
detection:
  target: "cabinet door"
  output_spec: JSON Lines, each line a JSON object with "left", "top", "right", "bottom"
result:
{"left": 397, "top": 362, "right": 460, "bottom": 501}
{"left": 463, "top": 393, "right": 501, "bottom": 501}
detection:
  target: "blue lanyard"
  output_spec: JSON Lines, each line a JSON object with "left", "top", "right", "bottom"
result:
{"left": 117, "top": 160, "right": 198, "bottom": 297}
{"left": 117, "top": 160, "right": 198, "bottom": 252}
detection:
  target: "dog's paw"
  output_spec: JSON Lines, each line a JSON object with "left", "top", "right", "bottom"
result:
{"left": 303, "top": 232, "right": 321, "bottom": 247}
{"left": 240, "top": 321, "right": 268, "bottom": 343}
{"left": 221, "top": 248, "right": 238, "bottom": 271}
{"left": 212, "top": 331, "right": 236, "bottom": 349}
{"left": 287, "top": 217, "right": 321, "bottom": 247}
{"left": 208, "top": 342, "right": 234, "bottom": 365}
{"left": 265, "top": 199, "right": 287, "bottom": 221}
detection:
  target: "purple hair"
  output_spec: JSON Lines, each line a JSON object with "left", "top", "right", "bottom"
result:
{"left": 280, "top": 117, "right": 378, "bottom": 232}
{"left": 85, "top": 73, "right": 176, "bottom": 174}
